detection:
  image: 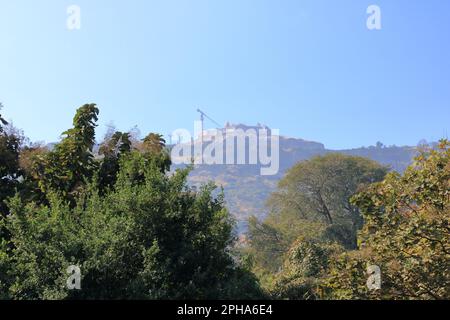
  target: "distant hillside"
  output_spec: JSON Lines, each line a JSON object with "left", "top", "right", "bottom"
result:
{"left": 174, "top": 125, "right": 418, "bottom": 233}
{"left": 48, "top": 125, "right": 419, "bottom": 233}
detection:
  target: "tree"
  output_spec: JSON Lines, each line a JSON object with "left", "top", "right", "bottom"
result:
{"left": 140, "top": 133, "right": 172, "bottom": 173}
{"left": 246, "top": 154, "right": 387, "bottom": 296}
{"left": 0, "top": 104, "right": 263, "bottom": 300}
{"left": 0, "top": 151, "right": 262, "bottom": 299}
{"left": 99, "top": 131, "right": 132, "bottom": 156}
{"left": 271, "top": 239, "right": 343, "bottom": 300}
{"left": 266, "top": 154, "right": 387, "bottom": 249}
{"left": 0, "top": 102, "right": 8, "bottom": 133}
{"left": 0, "top": 105, "right": 23, "bottom": 240}
{"left": 142, "top": 133, "right": 166, "bottom": 154}
{"left": 98, "top": 131, "right": 132, "bottom": 191}
{"left": 0, "top": 133, "right": 21, "bottom": 212}
{"left": 32, "top": 104, "right": 99, "bottom": 201}
{"left": 326, "top": 140, "right": 450, "bottom": 299}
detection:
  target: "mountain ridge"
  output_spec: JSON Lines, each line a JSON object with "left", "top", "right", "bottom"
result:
{"left": 178, "top": 129, "right": 419, "bottom": 232}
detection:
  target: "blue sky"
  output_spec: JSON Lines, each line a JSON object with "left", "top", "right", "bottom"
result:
{"left": 0, "top": 0, "right": 449, "bottom": 149}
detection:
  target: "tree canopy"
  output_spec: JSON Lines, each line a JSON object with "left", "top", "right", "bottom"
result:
{"left": 326, "top": 140, "right": 450, "bottom": 299}
{"left": 0, "top": 103, "right": 448, "bottom": 300}
{"left": 0, "top": 104, "right": 263, "bottom": 300}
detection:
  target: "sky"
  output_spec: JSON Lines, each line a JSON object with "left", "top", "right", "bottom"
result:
{"left": 0, "top": 0, "right": 449, "bottom": 149}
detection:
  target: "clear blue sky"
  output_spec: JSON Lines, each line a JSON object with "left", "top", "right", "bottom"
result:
{"left": 1, "top": 0, "right": 449, "bottom": 149}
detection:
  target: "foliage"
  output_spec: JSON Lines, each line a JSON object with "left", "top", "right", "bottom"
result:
{"left": 267, "top": 154, "right": 388, "bottom": 249}
{"left": 0, "top": 150, "right": 263, "bottom": 299}
{"left": 31, "top": 104, "right": 99, "bottom": 201}
{"left": 1, "top": 102, "right": 448, "bottom": 300}
{"left": 326, "top": 140, "right": 450, "bottom": 299}
{"left": 141, "top": 133, "right": 172, "bottom": 173}
{"left": 270, "top": 239, "right": 343, "bottom": 300}
{"left": 0, "top": 106, "right": 23, "bottom": 240}
{"left": 98, "top": 131, "right": 132, "bottom": 192}
{"left": 246, "top": 154, "right": 387, "bottom": 296}
{"left": 0, "top": 105, "right": 263, "bottom": 300}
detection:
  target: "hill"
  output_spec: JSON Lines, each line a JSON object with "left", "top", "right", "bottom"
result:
{"left": 174, "top": 124, "right": 418, "bottom": 233}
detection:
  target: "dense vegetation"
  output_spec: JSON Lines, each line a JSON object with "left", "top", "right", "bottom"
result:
{"left": 0, "top": 103, "right": 448, "bottom": 300}
{"left": 0, "top": 104, "right": 261, "bottom": 299}
{"left": 247, "top": 143, "right": 449, "bottom": 299}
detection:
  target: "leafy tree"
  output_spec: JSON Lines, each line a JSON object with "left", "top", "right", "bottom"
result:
{"left": 266, "top": 154, "right": 388, "bottom": 249}
{"left": 0, "top": 105, "right": 23, "bottom": 240}
{"left": 141, "top": 133, "right": 172, "bottom": 173}
{"left": 98, "top": 131, "right": 132, "bottom": 191}
{"left": 246, "top": 154, "right": 387, "bottom": 296}
{"left": 142, "top": 133, "right": 166, "bottom": 154}
{"left": 0, "top": 103, "right": 263, "bottom": 300}
{"left": 32, "top": 104, "right": 99, "bottom": 201}
{"left": 0, "top": 134, "right": 21, "bottom": 212}
{"left": 0, "top": 152, "right": 262, "bottom": 299}
{"left": 247, "top": 216, "right": 288, "bottom": 275}
{"left": 99, "top": 131, "right": 132, "bottom": 156}
{"left": 271, "top": 239, "right": 343, "bottom": 300}
{"left": 326, "top": 140, "right": 450, "bottom": 299}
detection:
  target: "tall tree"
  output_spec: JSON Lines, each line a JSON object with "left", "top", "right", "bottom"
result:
{"left": 1, "top": 151, "right": 262, "bottom": 299}
{"left": 98, "top": 131, "right": 132, "bottom": 191}
{"left": 141, "top": 133, "right": 171, "bottom": 173}
{"left": 246, "top": 154, "right": 387, "bottom": 296}
{"left": 266, "top": 154, "right": 388, "bottom": 249}
{"left": 0, "top": 104, "right": 22, "bottom": 240}
{"left": 142, "top": 133, "right": 166, "bottom": 154}
{"left": 32, "top": 104, "right": 99, "bottom": 200}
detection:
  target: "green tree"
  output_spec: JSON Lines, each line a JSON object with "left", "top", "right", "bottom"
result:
{"left": 248, "top": 155, "right": 387, "bottom": 269}
{"left": 326, "top": 140, "right": 450, "bottom": 299}
{"left": 266, "top": 154, "right": 387, "bottom": 249}
{"left": 0, "top": 134, "right": 21, "bottom": 212}
{"left": 246, "top": 154, "right": 387, "bottom": 296}
{"left": 32, "top": 104, "right": 99, "bottom": 201}
{"left": 271, "top": 239, "right": 343, "bottom": 300}
{"left": 98, "top": 131, "right": 132, "bottom": 191}
{"left": 142, "top": 133, "right": 166, "bottom": 154}
{"left": 0, "top": 105, "right": 23, "bottom": 240}
{"left": 1, "top": 147, "right": 262, "bottom": 300}
{"left": 141, "top": 133, "right": 172, "bottom": 173}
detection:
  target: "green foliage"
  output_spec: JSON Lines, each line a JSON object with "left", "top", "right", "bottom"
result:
{"left": 323, "top": 250, "right": 375, "bottom": 299}
{"left": 267, "top": 154, "right": 388, "bottom": 249}
{"left": 0, "top": 151, "right": 262, "bottom": 299}
{"left": 247, "top": 216, "right": 288, "bottom": 274}
{"left": 0, "top": 105, "right": 23, "bottom": 240}
{"left": 32, "top": 104, "right": 99, "bottom": 201}
{"left": 0, "top": 105, "right": 262, "bottom": 300}
{"left": 326, "top": 140, "right": 450, "bottom": 299}
{"left": 270, "top": 239, "right": 343, "bottom": 300}
{"left": 141, "top": 133, "right": 172, "bottom": 173}
{"left": 246, "top": 154, "right": 387, "bottom": 296}
{"left": 98, "top": 131, "right": 132, "bottom": 192}
{"left": 1, "top": 102, "right": 447, "bottom": 301}
{"left": 99, "top": 131, "right": 132, "bottom": 157}
{"left": 142, "top": 133, "right": 166, "bottom": 154}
